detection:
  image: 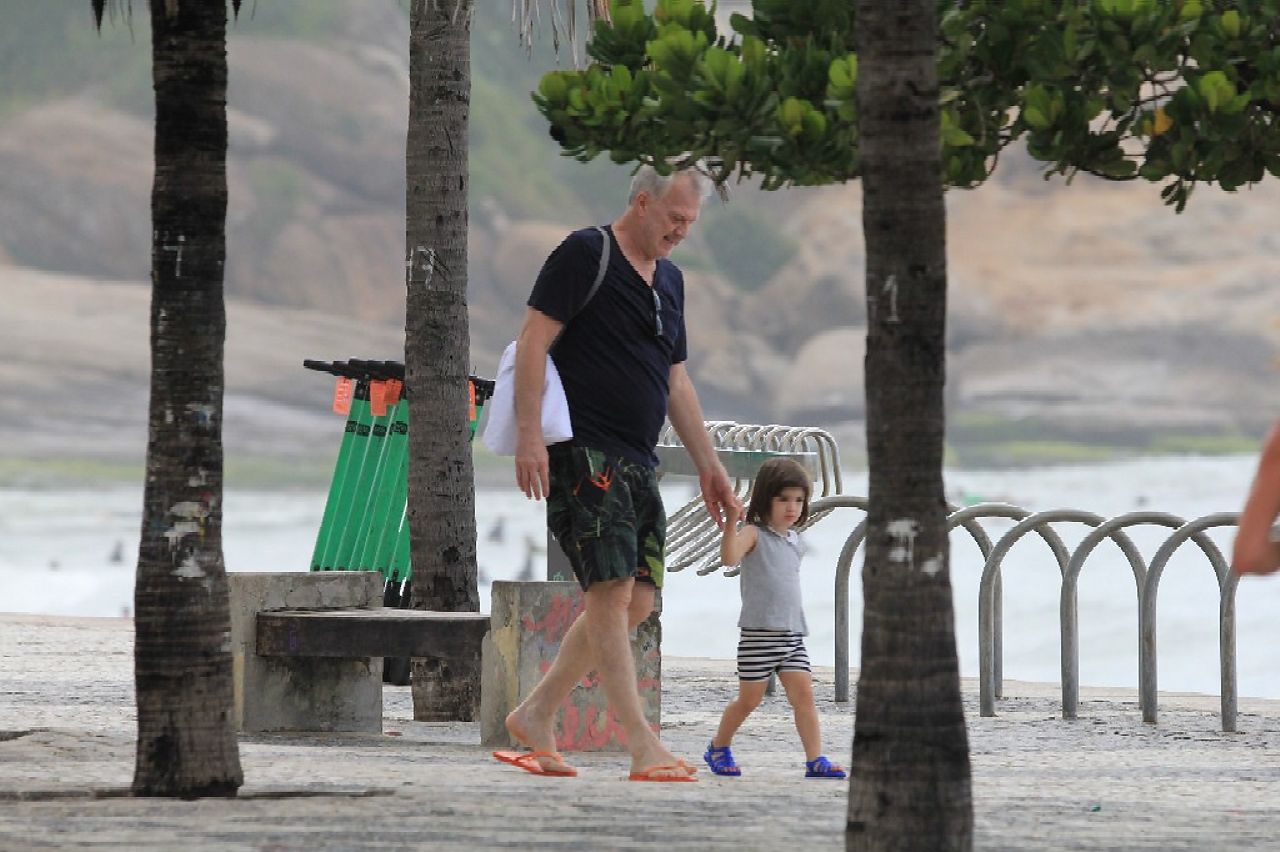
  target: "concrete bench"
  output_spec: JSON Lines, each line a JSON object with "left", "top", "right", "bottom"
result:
{"left": 256, "top": 609, "right": 489, "bottom": 661}
{"left": 231, "top": 574, "right": 660, "bottom": 747}
{"left": 230, "top": 572, "right": 488, "bottom": 734}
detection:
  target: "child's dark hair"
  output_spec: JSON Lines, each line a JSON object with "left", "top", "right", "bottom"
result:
{"left": 745, "top": 458, "right": 812, "bottom": 527}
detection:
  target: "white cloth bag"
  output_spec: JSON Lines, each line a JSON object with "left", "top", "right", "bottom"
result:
{"left": 480, "top": 226, "right": 609, "bottom": 456}
{"left": 479, "top": 343, "right": 573, "bottom": 455}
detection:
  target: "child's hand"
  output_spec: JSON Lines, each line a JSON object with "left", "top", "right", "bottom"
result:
{"left": 725, "top": 501, "right": 742, "bottom": 528}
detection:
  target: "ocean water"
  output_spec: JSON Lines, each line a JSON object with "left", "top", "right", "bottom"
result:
{"left": 2, "top": 453, "right": 1277, "bottom": 699}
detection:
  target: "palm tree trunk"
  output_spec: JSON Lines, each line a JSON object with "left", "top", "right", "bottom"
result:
{"left": 847, "top": 0, "right": 972, "bottom": 847}
{"left": 132, "top": 0, "right": 242, "bottom": 797}
{"left": 405, "top": 0, "right": 482, "bottom": 722}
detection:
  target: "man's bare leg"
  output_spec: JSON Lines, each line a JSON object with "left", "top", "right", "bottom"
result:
{"left": 505, "top": 579, "right": 656, "bottom": 772}
{"left": 582, "top": 578, "right": 688, "bottom": 777}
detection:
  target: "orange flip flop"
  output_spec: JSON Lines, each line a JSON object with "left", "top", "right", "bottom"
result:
{"left": 492, "top": 749, "right": 578, "bottom": 777}
{"left": 629, "top": 763, "right": 699, "bottom": 782}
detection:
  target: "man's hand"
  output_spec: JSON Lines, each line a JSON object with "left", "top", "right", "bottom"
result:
{"left": 724, "top": 499, "right": 742, "bottom": 530}
{"left": 511, "top": 308, "right": 563, "bottom": 501}
{"left": 515, "top": 434, "right": 550, "bottom": 501}
{"left": 699, "top": 463, "right": 740, "bottom": 530}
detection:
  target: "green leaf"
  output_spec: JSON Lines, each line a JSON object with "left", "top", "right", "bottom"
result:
{"left": 943, "top": 124, "right": 976, "bottom": 147}
{"left": 538, "top": 72, "right": 570, "bottom": 104}
{"left": 801, "top": 110, "right": 828, "bottom": 142}
{"left": 828, "top": 54, "right": 857, "bottom": 96}
{"left": 1220, "top": 10, "right": 1241, "bottom": 39}
{"left": 778, "top": 96, "right": 809, "bottom": 135}
{"left": 1224, "top": 92, "right": 1251, "bottom": 115}
{"left": 1197, "top": 70, "right": 1236, "bottom": 113}
{"left": 1023, "top": 106, "right": 1050, "bottom": 129}
{"left": 1100, "top": 158, "right": 1137, "bottom": 177}
{"left": 1139, "top": 161, "right": 1169, "bottom": 180}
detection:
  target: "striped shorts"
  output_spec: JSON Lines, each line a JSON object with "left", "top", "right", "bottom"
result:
{"left": 736, "top": 629, "right": 811, "bottom": 681}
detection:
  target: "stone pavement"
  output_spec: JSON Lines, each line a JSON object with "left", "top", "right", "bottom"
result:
{"left": 2, "top": 614, "right": 1280, "bottom": 850}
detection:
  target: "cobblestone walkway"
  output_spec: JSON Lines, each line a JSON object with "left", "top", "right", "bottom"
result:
{"left": 2, "top": 615, "right": 1278, "bottom": 850}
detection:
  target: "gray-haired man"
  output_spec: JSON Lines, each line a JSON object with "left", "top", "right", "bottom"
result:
{"left": 500, "top": 165, "right": 739, "bottom": 780}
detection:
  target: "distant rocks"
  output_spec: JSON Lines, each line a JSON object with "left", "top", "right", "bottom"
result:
{"left": 2, "top": 14, "right": 1278, "bottom": 464}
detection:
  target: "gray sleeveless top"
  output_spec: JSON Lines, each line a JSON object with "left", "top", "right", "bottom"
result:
{"left": 737, "top": 524, "right": 808, "bottom": 634}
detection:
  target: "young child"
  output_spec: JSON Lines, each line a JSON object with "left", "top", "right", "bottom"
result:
{"left": 703, "top": 457, "right": 846, "bottom": 779}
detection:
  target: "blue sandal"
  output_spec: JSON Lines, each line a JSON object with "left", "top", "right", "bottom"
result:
{"left": 805, "top": 755, "right": 846, "bottom": 779}
{"left": 703, "top": 743, "right": 742, "bottom": 777}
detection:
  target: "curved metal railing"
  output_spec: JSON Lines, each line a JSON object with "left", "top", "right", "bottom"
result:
{"left": 655, "top": 422, "right": 1245, "bottom": 732}
{"left": 828, "top": 503, "right": 1243, "bottom": 732}
{"left": 657, "top": 420, "right": 843, "bottom": 577}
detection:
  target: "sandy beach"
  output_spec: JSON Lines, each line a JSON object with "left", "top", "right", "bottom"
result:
{"left": 2, "top": 613, "right": 1279, "bottom": 850}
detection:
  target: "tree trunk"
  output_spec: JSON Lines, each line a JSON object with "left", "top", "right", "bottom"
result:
{"left": 405, "top": 0, "right": 481, "bottom": 722}
{"left": 132, "top": 0, "right": 242, "bottom": 797}
{"left": 847, "top": 0, "right": 972, "bottom": 848}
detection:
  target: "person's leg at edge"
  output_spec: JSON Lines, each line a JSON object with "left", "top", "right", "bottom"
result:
{"left": 711, "top": 678, "right": 769, "bottom": 749}
{"left": 504, "top": 579, "right": 656, "bottom": 773}
{"left": 582, "top": 578, "right": 690, "bottom": 777}
{"left": 778, "top": 669, "right": 821, "bottom": 761}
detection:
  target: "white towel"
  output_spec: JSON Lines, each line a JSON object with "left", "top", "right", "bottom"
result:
{"left": 479, "top": 340, "right": 573, "bottom": 456}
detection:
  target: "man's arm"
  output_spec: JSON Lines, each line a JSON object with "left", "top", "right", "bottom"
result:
{"left": 1234, "top": 422, "right": 1280, "bottom": 575}
{"left": 513, "top": 307, "right": 563, "bottom": 501}
{"left": 667, "top": 361, "right": 739, "bottom": 528}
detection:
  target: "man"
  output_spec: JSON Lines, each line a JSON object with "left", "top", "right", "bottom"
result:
{"left": 502, "top": 165, "right": 739, "bottom": 781}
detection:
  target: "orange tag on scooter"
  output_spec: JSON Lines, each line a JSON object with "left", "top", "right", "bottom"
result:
{"left": 332, "top": 377, "right": 354, "bottom": 415}
{"left": 369, "top": 380, "right": 389, "bottom": 417}
{"left": 384, "top": 379, "right": 403, "bottom": 406}
{"left": 468, "top": 379, "right": 477, "bottom": 422}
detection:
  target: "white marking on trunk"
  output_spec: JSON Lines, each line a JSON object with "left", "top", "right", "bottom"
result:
{"left": 163, "top": 521, "right": 200, "bottom": 544}
{"left": 170, "top": 501, "right": 207, "bottom": 519}
{"left": 415, "top": 246, "right": 437, "bottom": 286}
{"left": 920, "top": 556, "right": 942, "bottom": 576}
{"left": 406, "top": 246, "right": 436, "bottom": 286}
{"left": 161, "top": 233, "right": 185, "bottom": 278}
{"left": 174, "top": 556, "right": 205, "bottom": 579}
{"left": 882, "top": 274, "right": 900, "bottom": 324}
{"left": 886, "top": 518, "right": 919, "bottom": 566}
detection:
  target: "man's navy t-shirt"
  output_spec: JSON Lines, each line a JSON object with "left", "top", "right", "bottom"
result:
{"left": 528, "top": 225, "right": 688, "bottom": 467}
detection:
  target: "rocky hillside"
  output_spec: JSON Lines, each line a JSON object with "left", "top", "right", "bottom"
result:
{"left": 1, "top": 2, "right": 1278, "bottom": 480}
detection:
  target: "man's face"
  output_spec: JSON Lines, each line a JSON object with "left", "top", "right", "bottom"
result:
{"left": 638, "top": 175, "right": 701, "bottom": 259}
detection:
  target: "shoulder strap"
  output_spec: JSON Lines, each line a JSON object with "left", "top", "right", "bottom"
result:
{"left": 579, "top": 225, "right": 611, "bottom": 313}
{"left": 550, "top": 225, "right": 610, "bottom": 349}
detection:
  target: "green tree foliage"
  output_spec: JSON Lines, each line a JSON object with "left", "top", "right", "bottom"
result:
{"left": 534, "top": 0, "right": 1280, "bottom": 209}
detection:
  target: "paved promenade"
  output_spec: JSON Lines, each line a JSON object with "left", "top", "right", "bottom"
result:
{"left": 2, "top": 614, "right": 1279, "bottom": 850}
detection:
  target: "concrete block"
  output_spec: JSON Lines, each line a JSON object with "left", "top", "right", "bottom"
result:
{"left": 229, "top": 571, "right": 384, "bottom": 733}
{"left": 481, "top": 580, "right": 662, "bottom": 752}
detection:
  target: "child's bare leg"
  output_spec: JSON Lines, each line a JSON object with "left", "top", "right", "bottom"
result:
{"left": 712, "top": 678, "right": 769, "bottom": 747}
{"left": 778, "top": 670, "right": 821, "bottom": 761}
